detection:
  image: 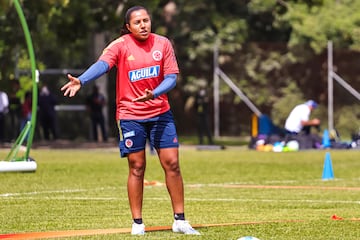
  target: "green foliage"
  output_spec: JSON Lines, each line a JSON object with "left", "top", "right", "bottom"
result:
{"left": 276, "top": 0, "right": 360, "bottom": 54}
{"left": 0, "top": 0, "right": 359, "bottom": 137}
{"left": 174, "top": 1, "right": 249, "bottom": 93}
{"left": 334, "top": 104, "right": 360, "bottom": 138}
{"left": 271, "top": 81, "right": 305, "bottom": 126}
{"left": 247, "top": 0, "right": 277, "bottom": 13}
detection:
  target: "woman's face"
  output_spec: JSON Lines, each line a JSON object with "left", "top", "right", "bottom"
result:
{"left": 126, "top": 9, "right": 151, "bottom": 41}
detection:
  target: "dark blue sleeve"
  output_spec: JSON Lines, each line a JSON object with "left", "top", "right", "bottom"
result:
{"left": 153, "top": 74, "right": 177, "bottom": 98}
{"left": 78, "top": 60, "right": 109, "bottom": 85}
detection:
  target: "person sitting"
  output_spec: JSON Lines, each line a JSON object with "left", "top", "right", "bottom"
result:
{"left": 284, "top": 100, "right": 321, "bottom": 149}
{"left": 285, "top": 100, "right": 320, "bottom": 135}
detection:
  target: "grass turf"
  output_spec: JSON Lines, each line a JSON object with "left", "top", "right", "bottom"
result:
{"left": 1, "top": 146, "right": 360, "bottom": 239}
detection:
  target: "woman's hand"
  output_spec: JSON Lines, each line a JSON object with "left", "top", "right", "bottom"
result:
{"left": 61, "top": 74, "right": 82, "bottom": 97}
{"left": 132, "top": 89, "right": 154, "bottom": 102}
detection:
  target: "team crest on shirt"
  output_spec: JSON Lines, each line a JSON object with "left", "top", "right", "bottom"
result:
{"left": 125, "top": 139, "right": 133, "bottom": 148}
{"left": 152, "top": 50, "right": 162, "bottom": 61}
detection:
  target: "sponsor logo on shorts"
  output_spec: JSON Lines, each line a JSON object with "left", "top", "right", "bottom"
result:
{"left": 129, "top": 65, "right": 160, "bottom": 82}
{"left": 124, "top": 131, "right": 135, "bottom": 138}
{"left": 125, "top": 139, "right": 133, "bottom": 148}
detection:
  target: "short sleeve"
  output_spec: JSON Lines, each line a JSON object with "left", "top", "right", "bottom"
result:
{"left": 162, "top": 38, "right": 179, "bottom": 75}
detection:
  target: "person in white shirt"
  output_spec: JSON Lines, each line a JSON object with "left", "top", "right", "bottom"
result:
{"left": 285, "top": 100, "right": 320, "bottom": 135}
{"left": 0, "top": 90, "right": 9, "bottom": 143}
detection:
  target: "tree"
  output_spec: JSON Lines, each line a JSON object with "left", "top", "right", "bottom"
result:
{"left": 1, "top": 0, "right": 358, "bottom": 137}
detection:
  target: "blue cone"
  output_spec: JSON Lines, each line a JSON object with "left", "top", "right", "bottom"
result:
{"left": 322, "top": 152, "right": 334, "bottom": 180}
{"left": 322, "top": 129, "right": 331, "bottom": 148}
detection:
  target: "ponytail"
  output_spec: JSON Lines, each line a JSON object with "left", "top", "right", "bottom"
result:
{"left": 120, "top": 23, "right": 130, "bottom": 36}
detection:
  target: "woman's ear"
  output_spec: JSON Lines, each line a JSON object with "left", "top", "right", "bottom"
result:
{"left": 126, "top": 23, "right": 131, "bottom": 32}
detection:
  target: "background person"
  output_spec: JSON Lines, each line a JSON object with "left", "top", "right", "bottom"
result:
{"left": 8, "top": 80, "right": 22, "bottom": 141}
{"left": 285, "top": 100, "right": 320, "bottom": 135}
{"left": 86, "top": 84, "right": 108, "bottom": 142}
{"left": 61, "top": 5, "right": 199, "bottom": 236}
{"left": 38, "top": 85, "right": 59, "bottom": 141}
{"left": 284, "top": 100, "right": 322, "bottom": 149}
{"left": 20, "top": 91, "right": 32, "bottom": 141}
{"left": 0, "top": 89, "right": 9, "bottom": 143}
{"left": 195, "top": 88, "right": 213, "bottom": 145}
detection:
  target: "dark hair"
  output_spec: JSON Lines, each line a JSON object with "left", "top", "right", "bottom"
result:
{"left": 120, "top": 6, "right": 150, "bottom": 36}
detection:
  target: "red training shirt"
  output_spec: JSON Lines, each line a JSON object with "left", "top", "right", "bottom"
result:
{"left": 98, "top": 33, "right": 179, "bottom": 120}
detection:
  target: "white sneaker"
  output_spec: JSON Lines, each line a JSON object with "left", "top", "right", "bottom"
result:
{"left": 131, "top": 222, "right": 145, "bottom": 235}
{"left": 172, "top": 220, "right": 200, "bottom": 235}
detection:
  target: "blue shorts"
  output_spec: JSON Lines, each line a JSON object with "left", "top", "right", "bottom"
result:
{"left": 117, "top": 111, "right": 179, "bottom": 157}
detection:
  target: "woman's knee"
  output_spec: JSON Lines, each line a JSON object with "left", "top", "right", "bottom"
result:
{"left": 129, "top": 164, "right": 145, "bottom": 178}
{"left": 128, "top": 153, "right": 146, "bottom": 178}
{"left": 163, "top": 158, "right": 181, "bottom": 174}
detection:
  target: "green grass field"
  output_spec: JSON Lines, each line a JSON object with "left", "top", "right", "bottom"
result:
{"left": 1, "top": 146, "right": 360, "bottom": 239}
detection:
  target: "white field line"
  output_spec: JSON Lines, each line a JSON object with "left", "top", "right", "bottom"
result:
{"left": 1, "top": 183, "right": 360, "bottom": 205}
{"left": 1, "top": 196, "right": 360, "bottom": 205}
{"left": 0, "top": 186, "right": 118, "bottom": 197}
{"left": 1, "top": 182, "right": 360, "bottom": 197}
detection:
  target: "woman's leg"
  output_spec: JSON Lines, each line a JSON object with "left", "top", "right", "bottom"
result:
{"left": 127, "top": 150, "right": 146, "bottom": 219}
{"left": 157, "top": 147, "right": 184, "bottom": 214}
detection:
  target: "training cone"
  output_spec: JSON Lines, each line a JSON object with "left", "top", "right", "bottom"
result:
{"left": 322, "top": 152, "right": 334, "bottom": 180}
{"left": 322, "top": 129, "right": 331, "bottom": 148}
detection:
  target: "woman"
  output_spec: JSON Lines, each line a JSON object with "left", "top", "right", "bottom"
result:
{"left": 61, "top": 5, "right": 200, "bottom": 235}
